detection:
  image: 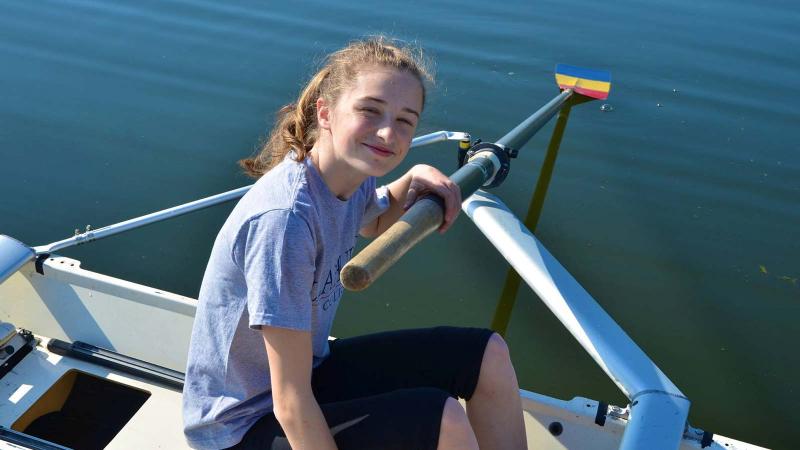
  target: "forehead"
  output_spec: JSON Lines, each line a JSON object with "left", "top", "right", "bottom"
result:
{"left": 341, "top": 67, "right": 423, "bottom": 111}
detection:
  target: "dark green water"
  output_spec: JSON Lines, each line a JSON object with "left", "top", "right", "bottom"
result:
{"left": 1, "top": 1, "right": 797, "bottom": 448}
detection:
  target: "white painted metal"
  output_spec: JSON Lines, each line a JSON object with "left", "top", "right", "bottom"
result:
{"left": 517, "top": 391, "right": 767, "bottom": 450}
{"left": 32, "top": 186, "right": 252, "bottom": 254}
{"left": 0, "top": 235, "right": 34, "bottom": 284}
{"left": 409, "top": 130, "right": 470, "bottom": 147}
{"left": 463, "top": 189, "right": 690, "bottom": 450}
{"left": 621, "top": 391, "right": 691, "bottom": 450}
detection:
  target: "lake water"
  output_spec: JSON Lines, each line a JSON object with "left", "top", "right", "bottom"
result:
{"left": 1, "top": 1, "right": 797, "bottom": 448}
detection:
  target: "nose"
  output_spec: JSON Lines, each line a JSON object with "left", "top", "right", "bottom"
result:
{"left": 375, "top": 117, "right": 396, "bottom": 145}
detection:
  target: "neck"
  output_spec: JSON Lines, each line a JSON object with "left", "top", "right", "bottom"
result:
{"left": 309, "top": 141, "right": 367, "bottom": 200}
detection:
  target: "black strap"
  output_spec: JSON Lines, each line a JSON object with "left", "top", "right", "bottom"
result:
{"left": 35, "top": 254, "right": 49, "bottom": 275}
{"left": 701, "top": 431, "right": 714, "bottom": 448}
{"left": 594, "top": 400, "right": 609, "bottom": 426}
{"left": 47, "top": 339, "right": 185, "bottom": 390}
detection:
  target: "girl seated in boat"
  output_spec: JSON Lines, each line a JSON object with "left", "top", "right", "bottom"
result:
{"left": 182, "top": 36, "right": 526, "bottom": 450}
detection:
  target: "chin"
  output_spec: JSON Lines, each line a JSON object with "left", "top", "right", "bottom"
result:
{"left": 351, "top": 158, "right": 398, "bottom": 178}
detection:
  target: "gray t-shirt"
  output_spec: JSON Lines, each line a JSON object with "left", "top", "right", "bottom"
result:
{"left": 182, "top": 155, "right": 389, "bottom": 449}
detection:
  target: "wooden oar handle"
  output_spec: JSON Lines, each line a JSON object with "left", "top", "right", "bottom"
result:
{"left": 341, "top": 195, "right": 444, "bottom": 291}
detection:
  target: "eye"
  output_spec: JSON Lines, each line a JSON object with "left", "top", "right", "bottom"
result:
{"left": 357, "top": 106, "right": 379, "bottom": 114}
{"left": 398, "top": 117, "right": 416, "bottom": 127}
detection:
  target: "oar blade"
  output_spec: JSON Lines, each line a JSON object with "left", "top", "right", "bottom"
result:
{"left": 555, "top": 64, "right": 611, "bottom": 100}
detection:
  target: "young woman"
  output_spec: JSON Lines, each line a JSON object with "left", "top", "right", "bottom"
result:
{"left": 182, "top": 37, "right": 526, "bottom": 450}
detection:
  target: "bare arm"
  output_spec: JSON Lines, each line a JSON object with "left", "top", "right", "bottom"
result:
{"left": 360, "top": 164, "right": 462, "bottom": 238}
{"left": 262, "top": 327, "right": 337, "bottom": 450}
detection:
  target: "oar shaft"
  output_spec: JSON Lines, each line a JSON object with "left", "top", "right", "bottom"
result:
{"left": 496, "top": 89, "right": 572, "bottom": 150}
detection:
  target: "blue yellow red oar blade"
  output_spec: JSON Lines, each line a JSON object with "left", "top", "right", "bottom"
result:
{"left": 555, "top": 64, "right": 611, "bottom": 100}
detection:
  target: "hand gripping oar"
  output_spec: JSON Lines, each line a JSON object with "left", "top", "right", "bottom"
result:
{"left": 341, "top": 149, "right": 503, "bottom": 291}
{"left": 340, "top": 65, "right": 611, "bottom": 291}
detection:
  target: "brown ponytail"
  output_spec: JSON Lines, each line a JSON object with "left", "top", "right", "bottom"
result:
{"left": 239, "top": 36, "right": 433, "bottom": 178}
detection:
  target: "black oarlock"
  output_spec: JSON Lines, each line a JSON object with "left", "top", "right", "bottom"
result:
{"left": 465, "top": 142, "right": 517, "bottom": 188}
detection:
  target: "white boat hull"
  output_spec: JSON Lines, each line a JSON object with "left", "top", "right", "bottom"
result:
{"left": 0, "top": 256, "right": 768, "bottom": 449}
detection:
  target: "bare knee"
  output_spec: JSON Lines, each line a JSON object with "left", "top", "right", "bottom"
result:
{"left": 437, "top": 397, "right": 478, "bottom": 450}
{"left": 477, "top": 333, "right": 517, "bottom": 390}
{"left": 485, "top": 332, "right": 511, "bottom": 364}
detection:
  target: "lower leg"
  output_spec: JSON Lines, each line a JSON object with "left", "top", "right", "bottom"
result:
{"left": 467, "top": 333, "right": 526, "bottom": 449}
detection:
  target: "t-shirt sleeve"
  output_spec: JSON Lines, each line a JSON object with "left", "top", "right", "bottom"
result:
{"left": 360, "top": 176, "right": 390, "bottom": 228}
{"left": 235, "top": 209, "right": 316, "bottom": 331}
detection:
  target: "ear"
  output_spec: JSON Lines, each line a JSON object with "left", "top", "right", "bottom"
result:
{"left": 316, "top": 97, "right": 332, "bottom": 130}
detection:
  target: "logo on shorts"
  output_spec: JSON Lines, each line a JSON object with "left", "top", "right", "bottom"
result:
{"left": 330, "top": 414, "right": 370, "bottom": 436}
{"left": 272, "top": 414, "right": 369, "bottom": 447}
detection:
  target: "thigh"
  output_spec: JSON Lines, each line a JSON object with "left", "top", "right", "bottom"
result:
{"left": 312, "top": 326, "right": 494, "bottom": 404}
{"left": 228, "top": 387, "right": 449, "bottom": 450}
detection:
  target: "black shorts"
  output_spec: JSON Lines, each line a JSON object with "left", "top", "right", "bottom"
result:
{"left": 227, "top": 326, "right": 495, "bottom": 450}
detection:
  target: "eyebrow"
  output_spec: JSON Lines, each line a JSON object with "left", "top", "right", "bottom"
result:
{"left": 360, "top": 96, "right": 420, "bottom": 119}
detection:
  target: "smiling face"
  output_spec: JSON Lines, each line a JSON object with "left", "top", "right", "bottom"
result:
{"left": 315, "top": 66, "right": 424, "bottom": 180}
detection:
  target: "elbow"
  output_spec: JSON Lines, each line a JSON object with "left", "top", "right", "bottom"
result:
{"left": 359, "top": 229, "right": 377, "bottom": 239}
{"left": 272, "top": 392, "right": 309, "bottom": 429}
{"left": 359, "top": 223, "right": 380, "bottom": 239}
{"left": 273, "top": 399, "right": 298, "bottom": 427}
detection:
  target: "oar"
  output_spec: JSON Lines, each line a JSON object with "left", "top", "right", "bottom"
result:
{"left": 340, "top": 64, "right": 611, "bottom": 291}
{"left": 491, "top": 64, "right": 612, "bottom": 336}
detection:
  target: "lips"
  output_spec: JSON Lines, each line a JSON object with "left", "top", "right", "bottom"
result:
{"left": 363, "top": 143, "right": 394, "bottom": 157}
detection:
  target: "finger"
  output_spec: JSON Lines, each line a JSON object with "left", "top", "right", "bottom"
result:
{"left": 448, "top": 180, "right": 461, "bottom": 210}
{"left": 439, "top": 182, "right": 462, "bottom": 233}
{"left": 404, "top": 187, "right": 418, "bottom": 210}
{"left": 446, "top": 181, "right": 461, "bottom": 218}
{"left": 427, "top": 184, "right": 450, "bottom": 230}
